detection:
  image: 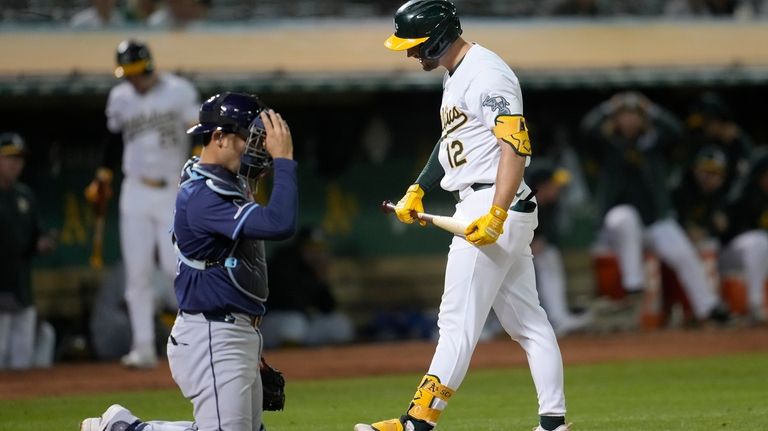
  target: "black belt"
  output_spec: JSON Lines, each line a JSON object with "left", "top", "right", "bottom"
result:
{"left": 452, "top": 183, "right": 538, "bottom": 213}
{"left": 452, "top": 183, "right": 493, "bottom": 202}
{"left": 180, "top": 310, "right": 262, "bottom": 328}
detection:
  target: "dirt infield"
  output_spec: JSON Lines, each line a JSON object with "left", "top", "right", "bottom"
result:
{"left": 1, "top": 327, "right": 766, "bottom": 401}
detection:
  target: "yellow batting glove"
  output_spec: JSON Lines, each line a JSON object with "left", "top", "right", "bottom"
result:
{"left": 465, "top": 205, "right": 508, "bottom": 246}
{"left": 394, "top": 184, "right": 427, "bottom": 226}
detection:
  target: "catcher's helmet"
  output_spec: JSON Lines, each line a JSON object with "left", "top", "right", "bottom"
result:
{"left": 115, "top": 39, "right": 154, "bottom": 79}
{"left": 0, "top": 132, "right": 25, "bottom": 157}
{"left": 385, "top": 0, "right": 462, "bottom": 60}
{"left": 187, "top": 92, "right": 273, "bottom": 180}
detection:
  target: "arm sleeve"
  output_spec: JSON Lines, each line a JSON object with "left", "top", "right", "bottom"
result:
{"left": 240, "top": 159, "right": 298, "bottom": 240}
{"left": 100, "top": 131, "right": 123, "bottom": 170}
{"left": 189, "top": 159, "right": 298, "bottom": 241}
{"left": 414, "top": 141, "right": 444, "bottom": 192}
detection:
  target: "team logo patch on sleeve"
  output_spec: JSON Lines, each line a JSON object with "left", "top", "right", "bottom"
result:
{"left": 482, "top": 95, "right": 511, "bottom": 115}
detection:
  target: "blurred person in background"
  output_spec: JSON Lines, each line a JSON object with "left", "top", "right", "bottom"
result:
{"left": 84, "top": 39, "right": 199, "bottom": 368}
{"left": 664, "top": 0, "right": 755, "bottom": 16}
{"left": 69, "top": 0, "right": 126, "bottom": 28}
{"left": 581, "top": 91, "right": 730, "bottom": 326}
{"left": 262, "top": 225, "right": 355, "bottom": 349}
{"left": 673, "top": 145, "right": 731, "bottom": 247}
{"left": 527, "top": 159, "right": 593, "bottom": 336}
{"left": 125, "top": 0, "right": 158, "bottom": 22}
{"left": 685, "top": 92, "right": 753, "bottom": 194}
{"left": 721, "top": 152, "right": 768, "bottom": 323}
{"left": 0, "top": 133, "right": 56, "bottom": 370}
{"left": 674, "top": 145, "right": 768, "bottom": 324}
{"left": 147, "top": 0, "right": 210, "bottom": 28}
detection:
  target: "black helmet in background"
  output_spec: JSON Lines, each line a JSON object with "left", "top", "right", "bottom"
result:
{"left": 115, "top": 39, "right": 155, "bottom": 79}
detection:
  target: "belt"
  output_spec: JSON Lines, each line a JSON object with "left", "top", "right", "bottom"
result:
{"left": 140, "top": 177, "right": 168, "bottom": 188}
{"left": 452, "top": 183, "right": 493, "bottom": 202}
{"left": 452, "top": 183, "right": 538, "bottom": 213}
{"left": 180, "top": 310, "right": 262, "bottom": 328}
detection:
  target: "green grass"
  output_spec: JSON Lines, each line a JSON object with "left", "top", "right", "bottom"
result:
{"left": 2, "top": 352, "right": 767, "bottom": 431}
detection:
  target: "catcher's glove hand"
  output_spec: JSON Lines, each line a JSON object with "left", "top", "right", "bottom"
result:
{"left": 465, "top": 205, "right": 508, "bottom": 246}
{"left": 261, "top": 357, "right": 285, "bottom": 411}
{"left": 394, "top": 184, "right": 426, "bottom": 226}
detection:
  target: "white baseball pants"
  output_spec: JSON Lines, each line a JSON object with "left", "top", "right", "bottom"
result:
{"left": 601, "top": 205, "right": 718, "bottom": 318}
{"left": 534, "top": 244, "right": 574, "bottom": 328}
{"left": 119, "top": 177, "right": 178, "bottom": 353}
{"left": 720, "top": 230, "right": 768, "bottom": 310}
{"left": 0, "top": 306, "right": 36, "bottom": 370}
{"left": 428, "top": 187, "right": 566, "bottom": 417}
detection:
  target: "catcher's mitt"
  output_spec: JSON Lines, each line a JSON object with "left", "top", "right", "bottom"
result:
{"left": 261, "top": 357, "right": 285, "bottom": 411}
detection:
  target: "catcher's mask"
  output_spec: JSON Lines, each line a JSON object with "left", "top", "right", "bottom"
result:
{"left": 187, "top": 92, "right": 274, "bottom": 180}
{"left": 238, "top": 116, "right": 272, "bottom": 180}
{"left": 385, "top": 0, "right": 462, "bottom": 60}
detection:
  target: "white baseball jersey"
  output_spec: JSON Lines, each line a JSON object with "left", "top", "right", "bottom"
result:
{"left": 425, "top": 43, "right": 566, "bottom": 419}
{"left": 437, "top": 44, "right": 532, "bottom": 200}
{"left": 106, "top": 73, "right": 199, "bottom": 182}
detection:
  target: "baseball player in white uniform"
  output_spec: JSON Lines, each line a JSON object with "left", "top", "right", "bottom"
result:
{"left": 85, "top": 39, "right": 199, "bottom": 368}
{"left": 356, "top": 2, "right": 569, "bottom": 431}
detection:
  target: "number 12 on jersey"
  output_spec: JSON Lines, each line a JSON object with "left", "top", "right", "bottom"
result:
{"left": 445, "top": 140, "right": 467, "bottom": 168}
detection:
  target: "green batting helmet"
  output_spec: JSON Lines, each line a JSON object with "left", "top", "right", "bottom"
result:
{"left": 114, "top": 39, "right": 154, "bottom": 79}
{"left": 384, "top": 0, "right": 462, "bottom": 60}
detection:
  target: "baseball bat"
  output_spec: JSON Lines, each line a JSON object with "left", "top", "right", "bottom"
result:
{"left": 381, "top": 200, "right": 469, "bottom": 236}
{"left": 89, "top": 216, "right": 105, "bottom": 270}
{"left": 88, "top": 179, "right": 110, "bottom": 270}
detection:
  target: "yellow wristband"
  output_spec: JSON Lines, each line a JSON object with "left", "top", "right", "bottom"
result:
{"left": 407, "top": 183, "right": 425, "bottom": 197}
{"left": 490, "top": 205, "right": 508, "bottom": 221}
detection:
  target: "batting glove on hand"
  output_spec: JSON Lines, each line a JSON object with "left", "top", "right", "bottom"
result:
{"left": 84, "top": 168, "right": 114, "bottom": 206}
{"left": 465, "top": 205, "right": 508, "bottom": 246}
{"left": 394, "top": 184, "right": 426, "bottom": 226}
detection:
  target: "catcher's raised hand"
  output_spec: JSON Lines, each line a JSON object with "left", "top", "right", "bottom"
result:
{"left": 465, "top": 205, "right": 508, "bottom": 246}
{"left": 394, "top": 184, "right": 427, "bottom": 226}
{"left": 260, "top": 109, "right": 293, "bottom": 160}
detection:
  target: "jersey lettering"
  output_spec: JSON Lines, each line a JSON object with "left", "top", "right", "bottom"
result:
{"left": 123, "top": 110, "right": 181, "bottom": 146}
{"left": 440, "top": 106, "right": 468, "bottom": 137}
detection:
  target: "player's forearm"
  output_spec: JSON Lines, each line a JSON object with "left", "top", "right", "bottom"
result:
{"left": 241, "top": 159, "right": 298, "bottom": 240}
{"left": 492, "top": 142, "right": 525, "bottom": 210}
{"left": 414, "top": 140, "right": 444, "bottom": 192}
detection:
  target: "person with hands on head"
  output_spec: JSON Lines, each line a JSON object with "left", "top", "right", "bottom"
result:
{"left": 80, "top": 92, "right": 297, "bottom": 431}
{"left": 363, "top": 2, "right": 570, "bottom": 431}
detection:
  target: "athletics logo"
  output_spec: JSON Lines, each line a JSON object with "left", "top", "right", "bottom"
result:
{"left": 482, "top": 95, "right": 511, "bottom": 115}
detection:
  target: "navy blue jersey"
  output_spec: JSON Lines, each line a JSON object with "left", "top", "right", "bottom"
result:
{"left": 173, "top": 158, "right": 298, "bottom": 315}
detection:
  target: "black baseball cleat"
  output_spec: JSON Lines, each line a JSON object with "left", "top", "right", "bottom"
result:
{"left": 707, "top": 303, "right": 731, "bottom": 324}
